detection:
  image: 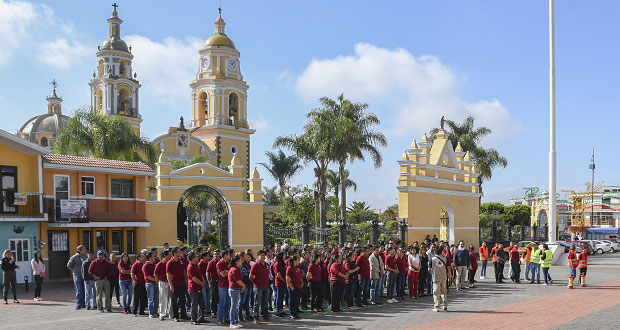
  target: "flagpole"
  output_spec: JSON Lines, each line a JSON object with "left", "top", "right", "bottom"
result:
{"left": 549, "top": 0, "right": 557, "bottom": 242}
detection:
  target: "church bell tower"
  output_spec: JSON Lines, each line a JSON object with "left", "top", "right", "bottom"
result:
{"left": 89, "top": 3, "right": 143, "bottom": 132}
{"left": 190, "top": 10, "right": 254, "bottom": 177}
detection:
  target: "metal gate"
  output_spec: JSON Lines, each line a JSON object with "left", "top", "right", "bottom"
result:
{"left": 48, "top": 231, "right": 69, "bottom": 279}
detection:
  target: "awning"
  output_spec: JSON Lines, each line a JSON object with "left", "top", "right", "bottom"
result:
{"left": 586, "top": 227, "right": 620, "bottom": 235}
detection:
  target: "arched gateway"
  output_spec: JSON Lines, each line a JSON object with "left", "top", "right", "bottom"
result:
{"left": 397, "top": 129, "right": 480, "bottom": 246}
{"left": 177, "top": 185, "right": 229, "bottom": 245}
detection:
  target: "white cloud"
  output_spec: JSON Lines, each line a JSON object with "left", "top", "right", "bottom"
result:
{"left": 0, "top": 0, "right": 89, "bottom": 68}
{"left": 295, "top": 43, "right": 520, "bottom": 146}
{"left": 251, "top": 116, "right": 269, "bottom": 130}
{"left": 124, "top": 35, "right": 203, "bottom": 103}
{"left": 0, "top": 0, "right": 37, "bottom": 65}
{"left": 37, "top": 38, "right": 89, "bottom": 69}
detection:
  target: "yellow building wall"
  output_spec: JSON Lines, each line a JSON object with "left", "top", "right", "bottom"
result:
{"left": 0, "top": 145, "right": 39, "bottom": 193}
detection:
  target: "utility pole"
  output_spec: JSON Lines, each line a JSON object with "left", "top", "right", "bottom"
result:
{"left": 590, "top": 148, "right": 595, "bottom": 226}
{"left": 548, "top": 0, "right": 557, "bottom": 242}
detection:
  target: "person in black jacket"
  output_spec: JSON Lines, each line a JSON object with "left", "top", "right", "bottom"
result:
{"left": 495, "top": 244, "right": 508, "bottom": 284}
{"left": 2, "top": 249, "right": 19, "bottom": 304}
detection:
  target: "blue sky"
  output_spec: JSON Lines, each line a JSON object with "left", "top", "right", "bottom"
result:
{"left": 1, "top": 0, "right": 619, "bottom": 211}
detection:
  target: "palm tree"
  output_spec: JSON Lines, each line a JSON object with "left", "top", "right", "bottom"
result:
{"left": 429, "top": 115, "right": 507, "bottom": 195}
{"left": 258, "top": 149, "right": 303, "bottom": 198}
{"left": 274, "top": 131, "right": 331, "bottom": 229}
{"left": 347, "top": 201, "right": 371, "bottom": 213}
{"left": 54, "top": 107, "right": 156, "bottom": 165}
{"left": 325, "top": 169, "right": 357, "bottom": 220}
{"left": 317, "top": 94, "right": 386, "bottom": 225}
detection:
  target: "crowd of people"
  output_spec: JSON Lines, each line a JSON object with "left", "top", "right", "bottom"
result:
{"left": 1, "top": 235, "right": 589, "bottom": 328}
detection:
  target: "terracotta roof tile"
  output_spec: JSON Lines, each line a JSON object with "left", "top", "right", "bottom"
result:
{"left": 42, "top": 154, "right": 153, "bottom": 173}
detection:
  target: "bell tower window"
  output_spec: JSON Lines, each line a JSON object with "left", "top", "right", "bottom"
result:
{"left": 40, "top": 137, "right": 48, "bottom": 148}
{"left": 119, "top": 59, "right": 127, "bottom": 77}
{"left": 228, "top": 93, "right": 238, "bottom": 126}
{"left": 95, "top": 88, "right": 104, "bottom": 112}
{"left": 98, "top": 59, "right": 104, "bottom": 77}
{"left": 117, "top": 87, "right": 133, "bottom": 116}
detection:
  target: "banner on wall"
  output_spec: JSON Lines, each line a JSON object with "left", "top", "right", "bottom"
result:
{"left": 60, "top": 200, "right": 87, "bottom": 219}
{"left": 13, "top": 193, "right": 28, "bottom": 206}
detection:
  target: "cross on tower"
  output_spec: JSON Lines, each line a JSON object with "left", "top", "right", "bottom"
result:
{"left": 112, "top": 3, "right": 118, "bottom": 11}
{"left": 50, "top": 79, "right": 58, "bottom": 91}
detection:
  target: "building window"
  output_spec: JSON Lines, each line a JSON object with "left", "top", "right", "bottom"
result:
{"left": 81, "top": 176, "right": 95, "bottom": 196}
{"left": 126, "top": 230, "right": 135, "bottom": 254}
{"left": 96, "top": 230, "right": 107, "bottom": 252}
{"left": 0, "top": 166, "right": 17, "bottom": 213}
{"left": 111, "top": 179, "right": 133, "bottom": 198}
{"left": 54, "top": 175, "right": 69, "bottom": 221}
{"left": 111, "top": 230, "right": 122, "bottom": 254}
{"left": 40, "top": 137, "right": 48, "bottom": 148}
{"left": 82, "top": 230, "right": 92, "bottom": 252}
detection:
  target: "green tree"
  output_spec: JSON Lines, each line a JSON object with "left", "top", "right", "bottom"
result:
{"left": 273, "top": 185, "right": 316, "bottom": 226}
{"left": 262, "top": 185, "right": 279, "bottom": 206}
{"left": 429, "top": 116, "right": 507, "bottom": 195}
{"left": 503, "top": 204, "right": 531, "bottom": 227}
{"left": 480, "top": 202, "right": 505, "bottom": 227}
{"left": 275, "top": 124, "right": 332, "bottom": 230}
{"left": 258, "top": 149, "right": 303, "bottom": 197}
{"left": 382, "top": 204, "right": 398, "bottom": 221}
{"left": 54, "top": 107, "right": 156, "bottom": 165}
{"left": 325, "top": 169, "right": 357, "bottom": 220}
{"left": 347, "top": 201, "right": 376, "bottom": 224}
{"left": 318, "top": 95, "right": 386, "bottom": 225}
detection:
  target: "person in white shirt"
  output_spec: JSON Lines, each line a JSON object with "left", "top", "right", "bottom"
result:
{"left": 407, "top": 247, "right": 420, "bottom": 299}
{"left": 31, "top": 251, "right": 46, "bottom": 301}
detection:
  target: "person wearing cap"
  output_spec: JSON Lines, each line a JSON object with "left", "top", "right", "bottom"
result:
{"left": 67, "top": 245, "right": 87, "bottom": 309}
{"left": 89, "top": 250, "right": 112, "bottom": 312}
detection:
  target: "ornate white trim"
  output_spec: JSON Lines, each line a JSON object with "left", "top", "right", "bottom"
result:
{"left": 396, "top": 186, "right": 480, "bottom": 197}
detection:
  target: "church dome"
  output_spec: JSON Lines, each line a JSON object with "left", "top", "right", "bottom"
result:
{"left": 101, "top": 37, "right": 129, "bottom": 52}
{"left": 205, "top": 34, "right": 235, "bottom": 48}
{"left": 19, "top": 113, "right": 69, "bottom": 137}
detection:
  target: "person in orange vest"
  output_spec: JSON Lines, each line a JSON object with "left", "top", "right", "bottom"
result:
{"left": 478, "top": 242, "right": 489, "bottom": 280}
{"left": 523, "top": 243, "right": 532, "bottom": 281}
{"left": 490, "top": 243, "right": 498, "bottom": 282}
{"left": 577, "top": 247, "right": 588, "bottom": 287}
{"left": 567, "top": 244, "right": 578, "bottom": 288}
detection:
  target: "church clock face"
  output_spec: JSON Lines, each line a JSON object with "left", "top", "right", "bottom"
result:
{"left": 201, "top": 58, "right": 210, "bottom": 71}
{"left": 228, "top": 59, "right": 237, "bottom": 71}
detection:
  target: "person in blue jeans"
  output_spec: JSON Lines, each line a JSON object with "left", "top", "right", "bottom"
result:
{"left": 67, "top": 245, "right": 87, "bottom": 309}
{"left": 81, "top": 252, "right": 97, "bottom": 309}
{"left": 426, "top": 245, "right": 435, "bottom": 295}
{"left": 228, "top": 255, "right": 245, "bottom": 329}
{"left": 118, "top": 253, "right": 133, "bottom": 314}
{"left": 217, "top": 251, "right": 232, "bottom": 324}
{"left": 238, "top": 252, "right": 253, "bottom": 320}
{"left": 144, "top": 252, "right": 159, "bottom": 317}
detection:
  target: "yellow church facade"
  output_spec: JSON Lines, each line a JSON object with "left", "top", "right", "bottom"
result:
{"left": 398, "top": 129, "right": 480, "bottom": 246}
{"left": 143, "top": 12, "right": 264, "bottom": 251}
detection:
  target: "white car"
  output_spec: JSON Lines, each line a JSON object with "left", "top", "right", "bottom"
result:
{"left": 593, "top": 240, "right": 612, "bottom": 254}
{"left": 599, "top": 240, "right": 619, "bottom": 253}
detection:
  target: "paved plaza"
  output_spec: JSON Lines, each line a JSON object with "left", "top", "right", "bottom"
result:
{"left": 2, "top": 253, "right": 619, "bottom": 330}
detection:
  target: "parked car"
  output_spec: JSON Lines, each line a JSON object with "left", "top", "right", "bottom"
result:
{"left": 557, "top": 241, "right": 582, "bottom": 253}
{"left": 573, "top": 241, "right": 595, "bottom": 255}
{"left": 594, "top": 240, "right": 612, "bottom": 254}
{"left": 599, "top": 240, "right": 618, "bottom": 252}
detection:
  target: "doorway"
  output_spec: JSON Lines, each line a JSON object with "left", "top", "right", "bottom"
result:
{"left": 48, "top": 231, "right": 69, "bottom": 279}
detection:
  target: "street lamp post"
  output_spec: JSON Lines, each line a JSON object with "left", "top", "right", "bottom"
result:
{"left": 548, "top": 0, "right": 557, "bottom": 243}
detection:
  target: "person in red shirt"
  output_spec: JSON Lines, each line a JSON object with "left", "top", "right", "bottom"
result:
{"left": 356, "top": 247, "right": 371, "bottom": 305}
{"left": 468, "top": 245, "right": 478, "bottom": 288}
{"left": 577, "top": 247, "right": 588, "bottom": 286}
{"left": 88, "top": 251, "right": 111, "bottom": 312}
{"left": 216, "top": 250, "right": 231, "bottom": 324}
{"left": 384, "top": 248, "right": 398, "bottom": 303}
{"left": 286, "top": 256, "right": 303, "bottom": 319}
{"left": 166, "top": 247, "right": 188, "bottom": 321}
{"left": 272, "top": 252, "right": 287, "bottom": 317}
{"left": 130, "top": 253, "right": 147, "bottom": 316}
{"left": 509, "top": 245, "right": 521, "bottom": 283}
{"left": 567, "top": 244, "right": 578, "bottom": 286}
{"left": 307, "top": 253, "right": 324, "bottom": 313}
{"left": 197, "top": 251, "right": 211, "bottom": 318}
{"left": 187, "top": 251, "right": 209, "bottom": 325}
{"left": 250, "top": 250, "right": 270, "bottom": 323}
{"left": 108, "top": 254, "right": 121, "bottom": 308}
{"left": 328, "top": 254, "right": 347, "bottom": 312}
{"left": 206, "top": 250, "right": 220, "bottom": 317}
{"left": 228, "top": 255, "right": 245, "bottom": 329}
{"left": 118, "top": 253, "right": 133, "bottom": 314}
{"left": 155, "top": 249, "right": 171, "bottom": 320}
{"left": 142, "top": 252, "right": 159, "bottom": 317}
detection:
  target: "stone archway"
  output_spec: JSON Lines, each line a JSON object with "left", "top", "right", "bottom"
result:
{"left": 440, "top": 204, "right": 455, "bottom": 245}
{"left": 177, "top": 185, "right": 229, "bottom": 246}
{"left": 537, "top": 209, "right": 548, "bottom": 228}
